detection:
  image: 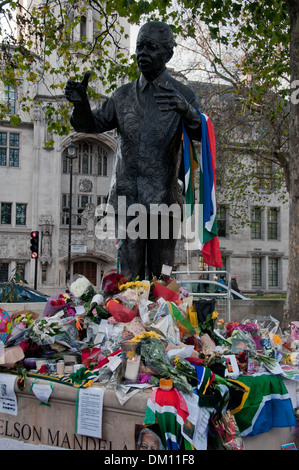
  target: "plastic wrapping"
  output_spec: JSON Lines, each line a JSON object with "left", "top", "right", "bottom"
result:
{"left": 210, "top": 410, "right": 244, "bottom": 450}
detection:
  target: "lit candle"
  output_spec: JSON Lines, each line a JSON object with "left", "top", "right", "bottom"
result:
{"left": 124, "top": 356, "right": 141, "bottom": 381}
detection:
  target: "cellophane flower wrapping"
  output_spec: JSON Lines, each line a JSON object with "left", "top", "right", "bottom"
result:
{"left": 27, "top": 312, "right": 84, "bottom": 348}
{"left": 210, "top": 410, "right": 244, "bottom": 450}
{"left": 43, "top": 293, "right": 73, "bottom": 317}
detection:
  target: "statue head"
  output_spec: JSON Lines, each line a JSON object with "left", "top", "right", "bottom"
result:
{"left": 136, "top": 21, "right": 175, "bottom": 80}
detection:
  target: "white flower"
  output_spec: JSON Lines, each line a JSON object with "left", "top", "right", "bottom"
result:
{"left": 70, "top": 276, "right": 91, "bottom": 298}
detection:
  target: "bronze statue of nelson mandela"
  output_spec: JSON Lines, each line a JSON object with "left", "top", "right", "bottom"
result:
{"left": 65, "top": 21, "right": 202, "bottom": 280}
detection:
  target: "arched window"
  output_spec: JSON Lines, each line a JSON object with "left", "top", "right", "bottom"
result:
{"left": 79, "top": 141, "right": 93, "bottom": 175}
{"left": 97, "top": 146, "right": 108, "bottom": 176}
{"left": 62, "top": 141, "right": 108, "bottom": 176}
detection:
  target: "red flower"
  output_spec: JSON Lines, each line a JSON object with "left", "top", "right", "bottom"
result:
{"left": 102, "top": 272, "right": 127, "bottom": 294}
{"left": 17, "top": 377, "right": 25, "bottom": 391}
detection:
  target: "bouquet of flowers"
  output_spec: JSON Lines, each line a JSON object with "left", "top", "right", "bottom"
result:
{"left": 139, "top": 335, "right": 193, "bottom": 395}
{"left": 105, "top": 295, "right": 139, "bottom": 323}
{"left": 119, "top": 280, "right": 150, "bottom": 302}
{"left": 210, "top": 410, "right": 244, "bottom": 450}
{"left": 226, "top": 321, "right": 259, "bottom": 338}
{"left": 197, "top": 311, "right": 230, "bottom": 347}
{"left": 29, "top": 317, "right": 62, "bottom": 345}
{"left": 11, "top": 311, "right": 39, "bottom": 336}
{"left": 43, "top": 293, "right": 75, "bottom": 317}
{"left": 70, "top": 275, "right": 96, "bottom": 302}
{"left": 28, "top": 311, "right": 78, "bottom": 346}
{"left": 101, "top": 270, "right": 127, "bottom": 295}
{"left": 179, "top": 287, "right": 189, "bottom": 300}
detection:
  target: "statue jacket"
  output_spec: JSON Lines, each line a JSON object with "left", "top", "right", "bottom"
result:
{"left": 70, "top": 69, "right": 202, "bottom": 214}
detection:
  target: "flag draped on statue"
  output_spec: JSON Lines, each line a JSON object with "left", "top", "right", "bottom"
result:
{"left": 182, "top": 112, "right": 222, "bottom": 268}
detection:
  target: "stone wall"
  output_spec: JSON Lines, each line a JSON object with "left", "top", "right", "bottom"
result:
{"left": 231, "top": 299, "right": 285, "bottom": 323}
{"left": 1, "top": 299, "right": 286, "bottom": 323}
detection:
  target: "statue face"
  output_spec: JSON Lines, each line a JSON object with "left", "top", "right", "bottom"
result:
{"left": 136, "top": 26, "right": 173, "bottom": 80}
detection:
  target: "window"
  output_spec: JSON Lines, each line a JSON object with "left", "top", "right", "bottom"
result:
{"left": 268, "top": 258, "right": 279, "bottom": 287}
{"left": 80, "top": 15, "right": 87, "bottom": 39}
{"left": 217, "top": 205, "right": 227, "bottom": 237}
{"left": 62, "top": 141, "right": 108, "bottom": 176}
{"left": 78, "top": 195, "right": 91, "bottom": 212}
{"left": 77, "top": 195, "right": 92, "bottom": 225}
{"left": 16, "top": 203, "right": 26, "bottom": 225}
{"left": 61, "top": 194, "right": 93, "bottom": 226}
{"left": 198, "top": 256, "right": 209, "bottom": 279}
{"left": 79, "top": 141, "right": 93, "bottom": 175}
{"left": 0, "top": 263, "right": 9, "bottom": 282}
{"left": 255, "top": 158, "right": 279, "bottom": 191}
{"left": 62, "top": 153, "right": 70, "bottom": 173}
{"left": 252, "top": 257, "right": 262, "bottom": 287}
{"left": 267, "top": 208, "right": 278, "bottom": 240}
{"left": 0, "top": 132, "right": 19, "bottom": 167}
{"left": 97, "top": 195, "right": 108, "bottom": 206}
{"left": 61, "top": 194, "right": 70, "bottom": 225}
{"left": 1, "top": 202, "right": 12, "bottom": 224}
{"left": 3, "top": 85, "right": 15, "bottom": 114}
{"left": 251, "top": 207, "right": 262, "bottom": 239}
{"left": 16, "top": 262, "right": 26, "bottom": 280}
{"left": 97, "top": 147, "right": 108, "bottom": 176}
{"left": 42, "top": 264, "right": 47, "bottom": 284}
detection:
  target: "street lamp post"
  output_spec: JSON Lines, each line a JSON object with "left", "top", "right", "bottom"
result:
{"left": 66, "top": 140, "right": 78, "bottom": 284}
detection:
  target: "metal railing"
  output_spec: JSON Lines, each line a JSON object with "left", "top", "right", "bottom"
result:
{"left": 173, "top": 270, "right": 232, "bottom": 322}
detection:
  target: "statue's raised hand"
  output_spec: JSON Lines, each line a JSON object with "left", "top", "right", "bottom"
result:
{"left": 65, "top": 71, "right": 91, "bottom": 104}
{"left": 154, "top": 82, "right": 189, "bottom": 115}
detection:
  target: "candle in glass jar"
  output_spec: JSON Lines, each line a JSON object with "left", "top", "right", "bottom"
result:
{"left": 124, "top": 356, "right": 140, "bottom": 381}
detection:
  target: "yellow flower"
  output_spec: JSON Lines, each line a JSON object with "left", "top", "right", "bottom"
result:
{"left": 126, "top": 350, "right": 135, "bottom": 359}
{"left": 119, "top": 281, "right": 149, "bottom": 292}
{"left": 130, "top": 330, "right": 160, "bottom": 342}
{"left": 212, "top": 311, "right": 218, "bottom": 320}
{"left": 173, "top": 356, "right": 179, "bottom": 366}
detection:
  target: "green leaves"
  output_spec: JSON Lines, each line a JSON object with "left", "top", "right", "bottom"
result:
{"left": 0, "top": 0, "right": 291, "bottom": 141}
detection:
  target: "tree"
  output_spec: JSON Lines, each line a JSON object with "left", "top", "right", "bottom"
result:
{"left": 159, "top": 0, "right": 296, "bottom": 325}
{"left": 198, "top": 0, "right": 298, "bottom": 326}
{"left": 285, "top": 0, "right": 299, "bottom": 325}
{"left": 173, "top": 17, "right": 289, "bottom": 232}
{"left": 0, "top": 0, "right": 139, "bottom": 136}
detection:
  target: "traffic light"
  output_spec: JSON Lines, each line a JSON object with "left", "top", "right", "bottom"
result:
{"left": 30, "top": 231, "right": 39, "bottom": 259}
